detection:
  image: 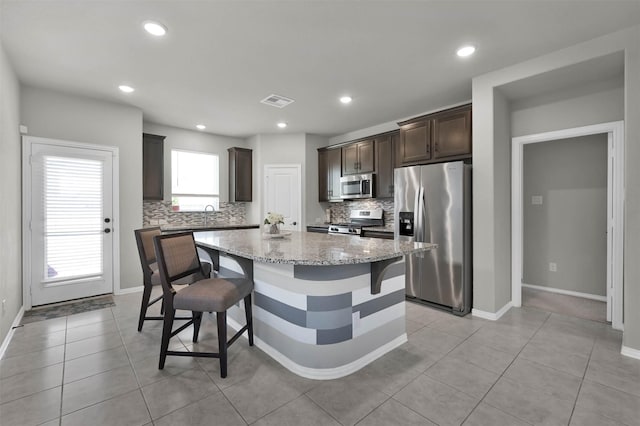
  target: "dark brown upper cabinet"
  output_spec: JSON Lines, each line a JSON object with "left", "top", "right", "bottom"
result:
{"left": 142, "top": 133, "right": 165, "bottom": 200}
{"left": 342, "top": 139, "right": 374, "bottom": 175}
{"left": 397, "top": 119, "right": 431, "bottom": 166}
{"left": 397, "top": 104, "right": 471, "bottom": 167}
{"left": 318, "top": 147, "right": 342, "bottom": 202}
{"left": 374, "top": 132, "right": 397, "bottom": 199}
{"left": 432, "top": 106, "right": 472, "bottom": 160}
{"left": 228, "top": 147, "right": 252, "bottom": 202}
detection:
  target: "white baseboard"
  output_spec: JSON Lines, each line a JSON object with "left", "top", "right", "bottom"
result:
{"left": 472, "top": 301, "right": 513, "bottom": 321}
{"left": 621, "top": 345, "right": 640, "bottom": 360}
{"left": 522, "top": 283, "right": 607, "bottom": 302}
{"left": 0, "top": 306, "right": 25, "bottom": 360}
{"left": 114, "top": 286, "right": 143, "bottom": 295}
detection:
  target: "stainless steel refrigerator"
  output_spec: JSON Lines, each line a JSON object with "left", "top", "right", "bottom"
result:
{"left": 394, "top": 161, "right": 472, "bottom": 315}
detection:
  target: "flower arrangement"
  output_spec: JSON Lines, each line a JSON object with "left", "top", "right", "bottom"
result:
{"left": 264, "top": 212, "right": 285, "bottom": 225}
{"left": 264, "top": 212, "right": 285, "bottom": 234}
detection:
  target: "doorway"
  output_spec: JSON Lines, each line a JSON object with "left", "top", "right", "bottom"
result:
{"left": 22, "top": 136, "right": 119, "bottom": 309}
{"left": 511, "top": 121, "right": 624, "bottom": 330}
{"left": 263, "top": 164, "right": 301, "bottom": 231}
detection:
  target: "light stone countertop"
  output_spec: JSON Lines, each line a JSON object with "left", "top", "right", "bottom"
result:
{"left": 161, "top": 223, "right": 260, "bottom": 232}
{"left": 194, "top": 229, "right": 436, "bottom": 266}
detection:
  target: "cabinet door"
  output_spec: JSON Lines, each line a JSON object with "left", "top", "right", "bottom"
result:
{"left": 342, "top": 143, "right": 359, "bottom": 175}
{"left": 375, "top": 135, "right": 395, "bottom": 198}
{"left": 229, "top": 147, "right": 252, "bottom": 202}
{"left": 357, "top": 140, "right": 375, "bottom": 173}
{"left": 235, "top": 149, "right": 253, "bottom": 201}
{"left": 432, "top": 106, "right": 471, "bottom": 160}
{"left": 327, "top": 148, "right": 342, "bottom": 200}
{"left": 142, "top": 133, "right": 165, "bottom": 200}
{"left": 318, "top": 150, "right": 329, "bottom": 202}
{"left": 398, "top": 119, "right": 431, "bottom": 165}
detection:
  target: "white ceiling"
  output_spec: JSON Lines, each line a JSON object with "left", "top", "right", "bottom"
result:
{"left": 2, "top": 1, "right": 639, "bottom": 138}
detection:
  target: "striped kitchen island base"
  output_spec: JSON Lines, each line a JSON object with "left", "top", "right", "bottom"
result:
{"left": 222, "top": 258, "right": 407, "bottom": 379}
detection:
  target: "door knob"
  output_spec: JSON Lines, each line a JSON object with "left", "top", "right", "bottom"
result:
{"left": 104, "top": 228, "right": 111, "bottom": 233}
{"left": 104, "top": 218, "right": 111, "bottom": 223}
{"left": 292, "top": 221, "right": 297, "bottom": 225}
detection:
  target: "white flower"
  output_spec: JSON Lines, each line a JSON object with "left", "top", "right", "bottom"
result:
{"left": 264, "top": 212, "right": 284, "bottom": 225}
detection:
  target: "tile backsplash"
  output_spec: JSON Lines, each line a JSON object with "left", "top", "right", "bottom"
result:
{"left": 143, "top": 201, "right": 248, "bottom": 226}
{"left": 328, "top": 199, "right": 394, "bottom": 225}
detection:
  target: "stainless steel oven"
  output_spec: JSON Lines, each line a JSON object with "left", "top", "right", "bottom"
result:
{"left": 340, "top": 173, "right": 373, "bottom": 199}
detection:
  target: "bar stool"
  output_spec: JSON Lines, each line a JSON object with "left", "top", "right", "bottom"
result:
{"left": 153, "top": 231, "right": 254, "bottom": 378}
{"left": 134, "top": 227, "right": 212, "bottom": 332}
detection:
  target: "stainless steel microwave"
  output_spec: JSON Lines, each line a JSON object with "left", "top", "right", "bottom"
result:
{"left": 340, "top": 174, "right": 374, "bottom": 199}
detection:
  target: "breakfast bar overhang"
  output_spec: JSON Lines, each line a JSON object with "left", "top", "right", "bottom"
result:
{"left": 194, "top": 229, "right": 436, "bottom": 380}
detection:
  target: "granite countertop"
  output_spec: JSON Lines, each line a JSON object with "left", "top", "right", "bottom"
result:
{"left": 194, "top": 229, "right": 435, "bottom": 266}
{"left": 161, "top": 223, "right": 260, "bottom": 232}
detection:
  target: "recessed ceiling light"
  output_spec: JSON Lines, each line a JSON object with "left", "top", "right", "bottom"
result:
{"left": 143, "top": 21, "right": 167, "bottom": 37}
{"left": 456, "top": 45, "right": 476, "bottom": 57}
{"left": 118, "top": 85, "right": 135, "bottom": 93}
{"left": 340, "top": 96, "right": 352, "bottom": 104}
{"left": 196, "top": 124, "right": 206, "bottom": 130}
{"left": 277, "top": 122, "right": 287, "bottom": 129}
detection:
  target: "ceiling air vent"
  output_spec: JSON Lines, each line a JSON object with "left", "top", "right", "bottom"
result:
{"left": 260, "top": 94, "right": 295, "bottom": 108}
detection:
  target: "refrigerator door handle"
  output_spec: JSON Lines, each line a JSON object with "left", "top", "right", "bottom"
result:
{"left": 415, "top": 187, "right": 425, "bottom": 242}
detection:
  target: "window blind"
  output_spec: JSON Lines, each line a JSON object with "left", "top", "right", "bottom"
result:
{"left": 43, "top": 155, "right": 103, "bottom": 280}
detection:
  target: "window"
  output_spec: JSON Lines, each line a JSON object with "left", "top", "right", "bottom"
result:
{"left": 171, "top": 149, "right": 219, "bottom": 211}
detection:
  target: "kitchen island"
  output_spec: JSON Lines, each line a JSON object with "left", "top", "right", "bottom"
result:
{"left": 194, "top": 229, "right": 435, "bottom": 380}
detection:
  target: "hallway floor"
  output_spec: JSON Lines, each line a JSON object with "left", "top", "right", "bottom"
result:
{"left": 1, "top": 291, "right": 639, "bottom": 425}
{"left": 522, "top": 286, "right": 608, "bottom": 324}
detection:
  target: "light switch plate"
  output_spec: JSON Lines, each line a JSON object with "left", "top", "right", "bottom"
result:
{"left": 532, "top": 195, "right": 543, "bottom": 205}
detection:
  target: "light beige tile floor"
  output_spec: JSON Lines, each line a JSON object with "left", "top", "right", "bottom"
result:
{"left": 1, "top": 289, "right": 639, "bottom": 426}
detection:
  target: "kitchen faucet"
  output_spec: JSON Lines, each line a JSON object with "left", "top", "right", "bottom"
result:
{"left": 203, "top": 204, "right": 216, "bottom": 227}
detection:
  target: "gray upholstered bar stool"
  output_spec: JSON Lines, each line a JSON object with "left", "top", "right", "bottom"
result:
{"left": 134, "top": 227, "right": 212, "bottom": 332}
{"left": 153, "top": 231, "right": 254, "bottom": 378}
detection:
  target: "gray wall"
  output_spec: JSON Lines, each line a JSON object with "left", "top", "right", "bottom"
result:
{"left": 473, "top": 25, "right": 640, "bottom": 352}
{"left": 20, "top": 87, "right": 144, "bottom": 290}
{"left": 523, "top": 135, "right": 607, "bottom": 296}
{"left": 142, "top": 122, "right": 247, "bottom": 203}
{"left": 0, "top": 43, "right": 22, "bottom": 344}
{"left": 511, "top": 79, "right": 624, "bottom": 137}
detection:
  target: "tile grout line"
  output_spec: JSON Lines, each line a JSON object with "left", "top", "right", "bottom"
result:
{"left": 458, "top": 311, "right": 551, "bottom": 426}
{"left": 112, "top": 304, "right": 155, "bottom": 424}
{"left": 566, "top": 333, "right": 597, "bottom": 425}
{"left": 385, "top": 314, "right": 495, "bottom": 425}
{"left": 57, "top": 316, "right": 68, "bottom": 426}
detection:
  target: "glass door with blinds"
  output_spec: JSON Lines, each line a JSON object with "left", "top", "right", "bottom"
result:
{"left": 25, "top": 138, "right": 115, "bottom": 306}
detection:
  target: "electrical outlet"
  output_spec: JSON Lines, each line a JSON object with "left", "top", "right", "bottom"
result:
{"left": 549, "top": 262, "right": 557, "bottom": 272}
{"left": 532, "top": 195, "right": 543, "bottom": 205}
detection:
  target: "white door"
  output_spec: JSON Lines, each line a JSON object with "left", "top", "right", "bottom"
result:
{"left": 264, "top": 165, "right": 301, "bottom": 231}
{"left": 23, "top": 137, "right": 116, "bottom": 307}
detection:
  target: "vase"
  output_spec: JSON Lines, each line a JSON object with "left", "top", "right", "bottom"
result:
{"left": 268, "top": 223, "right": 280, "bottom": 234}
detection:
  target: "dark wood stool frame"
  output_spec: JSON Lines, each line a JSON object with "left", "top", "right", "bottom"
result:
{"left": 154, "top": 232, "right": 254, "bottom": 378}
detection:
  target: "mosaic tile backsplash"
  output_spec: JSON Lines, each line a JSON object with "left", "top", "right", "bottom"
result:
{"left": 143, "top": 201, "right": 248, "bottom": 226}
{"left": 328, "top": 199, "right": 394, "bottom": 226}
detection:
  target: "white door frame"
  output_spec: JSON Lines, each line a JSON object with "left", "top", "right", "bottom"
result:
{"left": 511, "top": 121, "right": 624, "bottom": 330}
{"left": 263, "top": 164, "right": 302, "bottom": 231}
{"left": 22, "top": 136, "right": 120, "bottom": 310}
